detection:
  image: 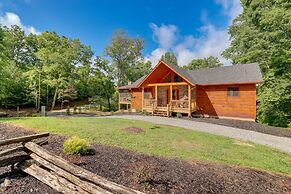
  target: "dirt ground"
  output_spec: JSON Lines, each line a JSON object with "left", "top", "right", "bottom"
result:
{"left": 0, "top": 123, "right": 291, "bottom": 194}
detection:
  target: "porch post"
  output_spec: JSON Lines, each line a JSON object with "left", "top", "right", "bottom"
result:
{"left": 170, "top": 85, "right": 173, "bottom": 102}
{"left": 155, "top": 86, "right": 158, "bottom": 101}
{"left": 188, "top": 85, "right": 191, "bottom": 117}
{"left": 142, "top": 87, "right": 144, "bottom": 111}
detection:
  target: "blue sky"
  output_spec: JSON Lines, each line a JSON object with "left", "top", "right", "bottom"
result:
{"left": 0, "top": 0, "right": 242, "bottom": 66}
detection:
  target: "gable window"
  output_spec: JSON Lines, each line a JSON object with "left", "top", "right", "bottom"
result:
{"left": 228, "top": 87, "right": 239, "bottom": 97}
{"left": 174, "top": 74, "right": 183, "bottom": 82}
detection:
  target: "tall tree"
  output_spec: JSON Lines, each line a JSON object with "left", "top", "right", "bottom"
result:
{"left": 183, "top": 56, "right": 223, "bottom": 70}
{"left": 105, "top": 29, "right": 144, "bottom": 86}
{"left": 160, "top": 52, "right": 178, "bottom": 66}
{"left": 89, "top": 56, "right": 115, "bottom": 111}
{"left": 222, "top": 0, "right": 291, "bottom": 127}
{"left": 36, "top": 32, "right": 82, "bottom": 110}
{"left": 126, "top": 60, "right": 152, "bottom": 82}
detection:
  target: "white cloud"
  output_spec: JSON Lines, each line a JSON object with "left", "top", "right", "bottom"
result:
{"left": 149, "top": 23, "right": 178, "bottom": 49}
{"left": 146, "top": 0, "right": 242, "bottom": 67}
{"left": 215, "top": 0, "right": 243, "bottom": 21}
{"left": 0, "top": 12, "right": 40, "bottom": 34}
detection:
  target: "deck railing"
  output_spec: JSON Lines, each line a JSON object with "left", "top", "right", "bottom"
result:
{"left": 170, "top": 100, "right": 189, "bottom": 109}
{"left": 119, "top": 93, "right": 131, "bottom": 103}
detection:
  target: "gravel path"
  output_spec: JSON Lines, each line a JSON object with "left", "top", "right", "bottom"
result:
{"left": 110, "top": 115, "right": 291, "bottom": 154}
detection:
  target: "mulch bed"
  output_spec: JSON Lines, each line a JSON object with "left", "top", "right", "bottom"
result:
{"left": 0, "top": 123, "right": 290, "bottom": 194}
{"left": 189, "top": 117, "right": 291, "bottom": 138}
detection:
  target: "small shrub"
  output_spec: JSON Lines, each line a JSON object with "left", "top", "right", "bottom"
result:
{"left": 31, "top": 113, "right": 38, "bottom": 117}
{"left": 288, "top": 122, "right": 291, "bottom": 129}
{"left": 63, "top": 136, "right": 92, "bottom": 156}
{"left": 135, "top": 109, "right": 141, "bottom": 113}
{"left": 142, "top": 110, "right": 149, "bottom": 115}
{"left": 120, "top": 109, "right": 124, "bottom": 113}
{"left": 66, "top": 106, "right": 71, "bottom": 115}
{"left": 135, "top": 163, "right": 155, "bottom": 189}
{"left": 78, "top": 107, "right": 82, "bottom": 114}
{"left": 128, "top": 108, "right": 131, "bottom": 113}
{"left": 176, "top": 112, "right": 182, "bottom": 118}
{"left": 73, "top": 106, "right": 77, "bottom": 114}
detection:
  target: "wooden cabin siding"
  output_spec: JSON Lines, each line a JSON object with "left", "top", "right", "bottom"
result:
{"left": 131, "top": 89, "right": 142, "bottom": 110}
{"left": 196, "top": 84, "right": 256, "bottom": 120}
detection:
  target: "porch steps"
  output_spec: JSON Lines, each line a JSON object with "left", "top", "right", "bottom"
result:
{"left": 152, "top": 110, "right": 169, "bottom": 117}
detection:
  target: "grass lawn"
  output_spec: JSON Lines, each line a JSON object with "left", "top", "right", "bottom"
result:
{"left": 1, "top": 117, "right": 291, "bottom": 175}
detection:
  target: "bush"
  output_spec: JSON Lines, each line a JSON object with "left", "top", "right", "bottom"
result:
{"left": 31, "top": 113, "right": 38, "bottom": 117}
{"left": 142, "top": 110, "right": 149, "bottom": 115}
{"left": 63, "top": 136, "right": 92, "bottom": 156}
{"left": 66, "top": 106, "right": 71, "bottom": 115}
{"left": 78, "top": 107, "right": 82, "bottom": 114}
{"left": 73, "top": 106, "right": 77, "bottom": 114}
{"left": 288, "top": 122, "right": 291, "bottom": 129}
{"left": 135, "top": 109, "right": 141, "bottom": 113}
{"left": 176, "top": 113, "right": 182, "bottom": 118}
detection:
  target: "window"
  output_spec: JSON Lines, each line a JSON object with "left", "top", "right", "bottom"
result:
{"left": 174, "top": 74, "right": 183, "bottom": 82}
{"left": 163, "top": 74, "right": 171, "bottom": 83}
{"left": 228, "top": 87, "right": 239, "bottom": 97}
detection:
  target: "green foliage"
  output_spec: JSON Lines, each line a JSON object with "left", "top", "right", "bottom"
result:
{"left": 222, "top": 0, "right": 291, "bottom": 127}
{"left": 31, "top": 113, "right": 38, "bottom": 117}
{"left": 63, "top": 136, "right": 91, "bottom": 156}
{"left": 135, "top": 163, "right": 155, "bottom": 189}
{"left": 143, "top": 110, "right": 149, "bottom": 115}
{"left": 160, "top": 52, "right": 178, "bottom": 66}
{"left": 105, "top": 29, "right": 145, "bottom": 87}
{"left": 73, "top": 106, "right": 77, "bottom": 114}
{"left": 176, "top": 112, "right": 182, "bottom": 118}
{"left": 183, "top": 56, "right": 223, "bottom": 70}
{"left": 66, "top": 106, "right": 71, "bottom": 115}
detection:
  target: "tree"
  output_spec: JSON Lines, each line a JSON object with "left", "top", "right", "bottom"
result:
{"left": 126, "top": 60, "right": 152, "bottom": 82}
{"left": 160, "top": 52, "right": 178, "bottom": 66}
{"left": 222, "top": 0, "right": 291, "bottom": 127}
{"left": 89, "top": 56, "right": 115, "bottom": 111}
{"left": 0, "top": 25, "right": 7, "bottom": 101}
{"left": 105, "top": 29, "right": 144, "bottom": 87}
{"left": 36, "top": 32, "right": 83, "bottom": 110}
{"left": 183, "top": 56, "right": 223, "bottom": 70}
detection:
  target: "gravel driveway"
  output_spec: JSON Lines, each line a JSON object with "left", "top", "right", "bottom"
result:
{"left": 110, "top": 115, "right": 291, "bottom": 154}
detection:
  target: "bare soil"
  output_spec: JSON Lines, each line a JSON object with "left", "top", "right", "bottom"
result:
{"left": 0, "top": 123, "right": 290, "bottom": 194}
{"left": 122, "top": 127, "right": 144, "bottom": 134}
{"left": 190, "top": 117, "right": 291, "bottom": 138}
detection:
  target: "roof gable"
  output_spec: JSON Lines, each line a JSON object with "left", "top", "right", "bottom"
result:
{"left": 137, "top": 61, "right": 194, "bottom": 87}
{"left": 118, "top": 62, "right": 263, "bottom": 89}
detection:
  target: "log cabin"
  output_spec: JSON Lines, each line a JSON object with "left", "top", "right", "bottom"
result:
{"left": 118, "top": 61, "right": 263, "bottom": 121}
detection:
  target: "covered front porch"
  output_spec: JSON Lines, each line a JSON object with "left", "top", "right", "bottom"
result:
{"left": 142, "top": 82, "right": 196, "bottom": 117}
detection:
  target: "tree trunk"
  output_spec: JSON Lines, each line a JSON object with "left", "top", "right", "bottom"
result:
{"left": 107, "top": 97, "right": 111, "bottom": 111}
{"left": 46, "top": 84, "right": 49, "bottom": 107}
{"left": 38, "top": 71, "right": 41, "bottom": 111}
{"left": 35, "top": 90, "right": 38, "bottom": 110}
{"left": 51, "top": 87, "right": 58, "bottom": 110}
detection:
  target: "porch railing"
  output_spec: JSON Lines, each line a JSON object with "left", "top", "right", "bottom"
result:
{"left": 170, "top": 100, "right": 189, "bottom": 109}
{"left": 119, "top": 93, "right": 131, "bottom": 103}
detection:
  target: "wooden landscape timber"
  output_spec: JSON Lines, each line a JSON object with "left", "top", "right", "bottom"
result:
{"left": 0, "top": 133, "right": 144, "bottom": 194}
{"left": 0, "top": 132, "right": 49, "bottom": 146}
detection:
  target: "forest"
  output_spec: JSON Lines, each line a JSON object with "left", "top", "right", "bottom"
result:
{"left": 0, "top": 0, "right": 290, "bottom": 127}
